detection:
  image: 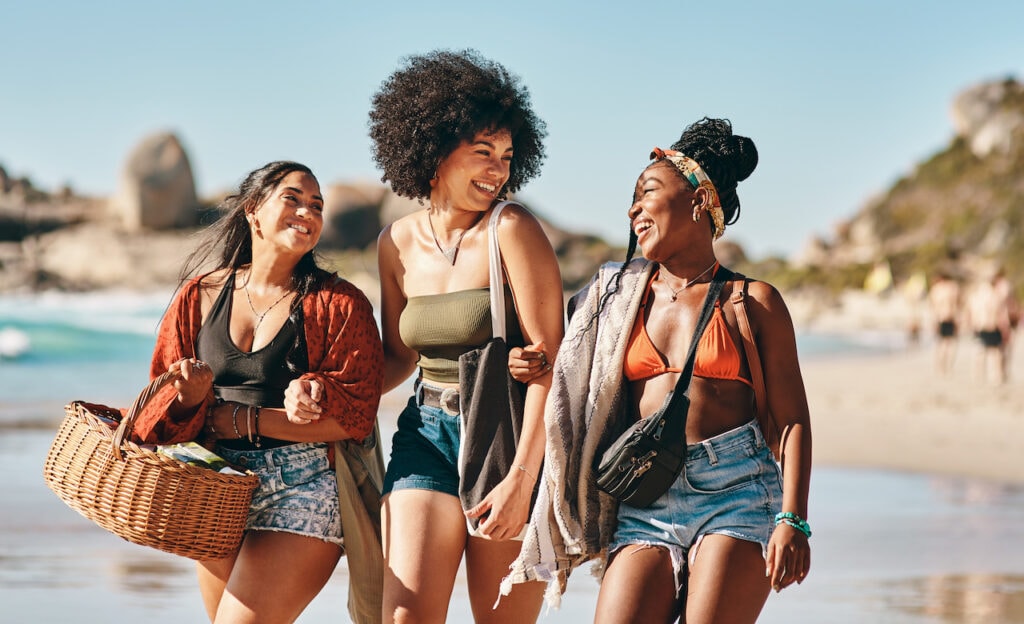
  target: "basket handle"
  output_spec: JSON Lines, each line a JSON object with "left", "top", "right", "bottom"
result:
{"left": 110, "top": 369, "right": 183, "bottom": 460}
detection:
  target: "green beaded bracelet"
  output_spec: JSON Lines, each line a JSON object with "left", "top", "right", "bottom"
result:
{"left": 775, "top": 512, "right": 812, "bottom": 537}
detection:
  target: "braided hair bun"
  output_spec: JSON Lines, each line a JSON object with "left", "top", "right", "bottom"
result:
{"left": 670, "top": 117, "right": 758, "bottom": 225}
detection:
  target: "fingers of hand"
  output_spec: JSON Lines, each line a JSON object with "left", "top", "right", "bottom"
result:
{"left": 768, "top": 543, "right": 808, "bottom": 591}
{"left": 308, "top": 380, "right": 323, "bottom": 403}
{"left": 288, "top": 409, "right": 317, "bottom": 425}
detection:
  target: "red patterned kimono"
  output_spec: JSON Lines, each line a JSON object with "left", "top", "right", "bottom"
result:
{"left": 132, "top": 271, "right": 384, "bottom": 445}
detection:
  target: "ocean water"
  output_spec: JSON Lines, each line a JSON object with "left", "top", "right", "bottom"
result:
{"left": 2, "top": 291, "right": 1023, "bottom": 623}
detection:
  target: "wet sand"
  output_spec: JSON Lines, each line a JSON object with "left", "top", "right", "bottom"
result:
{"left": 806, "top": 336, "right": 1024, "bottom": 484}
{"left": 4, "top": 338, "right": 1024, "bottom": 622}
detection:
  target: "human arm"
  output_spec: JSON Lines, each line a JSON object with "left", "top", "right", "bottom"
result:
{"left": 131, "top": 277, "right": 215, "bottom": 444}
{"left": 377, "top": 224, "right": 420, "bottom": 393}
{"left": 465, "top": 204, "right": 565, "bottom": 540}
{"left": 747, "top": 280, "right": 812, "bottom": 591}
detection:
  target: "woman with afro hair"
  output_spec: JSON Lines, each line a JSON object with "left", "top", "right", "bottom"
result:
{"left": 506, "top": 118, "right": 813, "bottom": 623}
{"left": 369, "top": 49, "right": 563, "bottom": 623}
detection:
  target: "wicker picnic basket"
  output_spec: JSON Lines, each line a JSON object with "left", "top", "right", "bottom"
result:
{"left": 42, "top": 370, "right": 260, "bottom": 560}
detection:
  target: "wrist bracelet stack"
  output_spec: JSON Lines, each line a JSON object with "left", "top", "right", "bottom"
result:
{"left": 775, "top": 512, "right": 812, "bottom": 537}
{"left": 231, "top": 405, "right": 242, "bottom": 439}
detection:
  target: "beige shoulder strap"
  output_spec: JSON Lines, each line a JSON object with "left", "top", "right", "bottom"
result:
{"left": 729, "top": 276, "right": 784, "bottom": 464}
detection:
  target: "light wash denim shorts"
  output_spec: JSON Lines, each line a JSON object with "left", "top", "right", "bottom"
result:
{"left": 217, "top": 441, "right": 343, "bottom": 546}
{"left": 382, "top": 392, "right": 461, "bottom": 499}
{"left": 608, "top": 420, "right": 782, "bottom": 590}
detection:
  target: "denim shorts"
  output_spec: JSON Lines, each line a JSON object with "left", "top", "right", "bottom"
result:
{"left": 217, "top": 441, "right": 343, "bottom": 546}
{"left": 608, "top": 420, "right": 782, "bottom": 591}
{"left": 382, "top": 392, "right": 461, "bottom": 499}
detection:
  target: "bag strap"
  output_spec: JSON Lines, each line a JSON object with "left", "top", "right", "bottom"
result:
{"left": 729, "top": 275, "right": 785, "bottom": 464}
{"left": 729, "top": 277, "right": 769, "bottom": 423}
{"left": 672, "top": 264, "right": 731, "bottom": 398}
{"left": 487, "top": 201, "right": 517, "bottom": 340}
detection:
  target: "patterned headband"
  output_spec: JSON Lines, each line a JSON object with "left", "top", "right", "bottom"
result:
{"left": 649, "top": 147, "right": 725, "bottom": 240}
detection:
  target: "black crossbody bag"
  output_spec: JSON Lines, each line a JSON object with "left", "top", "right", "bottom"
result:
{"left": 595, "top": 267, "right": 729, "bottom": 507}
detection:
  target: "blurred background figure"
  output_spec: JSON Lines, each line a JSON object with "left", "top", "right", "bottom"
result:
{"left": 927, "top": 270, "right": 961, "bottom": 375}
{"left": 965, "top": 266, "right": 1013, "bottom": 386}
{"left": 992, "top": 267, "right": 1020, "bottom": 378}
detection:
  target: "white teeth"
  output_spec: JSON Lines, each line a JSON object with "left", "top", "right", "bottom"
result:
{"left": 475, "top": 181, "right": 496, "bottom": 193}
{"left": 291, "top": 224, "right": 310, "bottom": 234}
{"left": 633, "top": 221, "right": 652, "bottom": 236}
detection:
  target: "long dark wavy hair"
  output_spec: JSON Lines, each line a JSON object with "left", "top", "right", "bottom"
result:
{"left": 578, "top": 118, "right": 758, "bottom": 338}
{"left": 177, "top": 160, "right": 327, "bottom": 372}
{"left": 368, "top": 49, "right": 547, "bottom": 200}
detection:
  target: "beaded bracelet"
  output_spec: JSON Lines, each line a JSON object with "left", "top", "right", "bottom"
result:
{"left": 231, "top": 404, "right": 243, "bottom": 439}
{"left": 775, "top": 512, "right": 812, "bottom": 538}
{"left": 774, "top": 510, "right": 806, "bottom": 536}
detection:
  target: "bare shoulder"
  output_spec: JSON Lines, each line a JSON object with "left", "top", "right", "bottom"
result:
{"left": 378, "top": 210, "right": 421, "bottom": 248}
{"left": 196, "top": 267, "right": 233, "bottom": 299}
{"left": 740, "top": 278, "right": 794, "bottom": 324}
{"left": 494, "top": 202, "right": 549, "bottom": 248}
{"left": 199, "top": 267, "right": 232, "bottom": 288}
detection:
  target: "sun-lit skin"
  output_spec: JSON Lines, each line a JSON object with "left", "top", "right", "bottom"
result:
{"left": 430, "top": 130, "right": 513, "bottom": 217}
{"left": 248, "top": 171, "right": 324, "bottom": 261}
{"left": 376, "top": 127, "right": 563, "bottom": 622}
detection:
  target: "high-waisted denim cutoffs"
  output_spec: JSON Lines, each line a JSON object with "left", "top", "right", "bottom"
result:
{"left": 608, "top": 420, "right": 783, "bottom": 595}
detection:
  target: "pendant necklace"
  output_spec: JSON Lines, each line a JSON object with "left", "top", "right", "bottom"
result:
{"left": 427, "top": 209, "right": 482, "bottom": 265}
{"left": 660, "top": 260, "right": 718, "bottom": 302}
{"left": 244, "top": 279, "right": 292, "bottom": 332}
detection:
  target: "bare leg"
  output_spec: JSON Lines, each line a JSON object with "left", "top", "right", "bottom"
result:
{"left": 594, "top": 545, "right": 682, "bottom": 624}
{"left": 465, "top": 536, "right": 545, "bottom": 624}
{"left": 213, "top": 531, "right": 342, "bottom": 623}
{"left": 382, "top": 490, "right": 468, "bottom": 624}
{"left": 685, "top": 534, "right": 771, "bottom": 624}
{"left": 986, "top": 347, "right": 1006, "bottom": 385}
{"left": 198, "top": 553, "right": 238, "bottom": 621}
{"left": 935, "top": 338, "right": 956, "bottom": 375}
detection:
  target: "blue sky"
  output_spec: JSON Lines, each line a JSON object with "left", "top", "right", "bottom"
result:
{"left": 4, "top": 0, "right": 1023, "bottom": 259}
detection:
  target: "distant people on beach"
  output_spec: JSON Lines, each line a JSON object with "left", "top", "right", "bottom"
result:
{"left": 369, "top": 50, "right": 563, "bottom": 624}
{"left": 927, "top": 271, "right": 962, "bottom": 375}
{"left": 506, "top": 118, "right": 812, "bottom": 624}
{"left": 966, "top": 267, "right": 1014, "bottom": 385}
{"left": 130, "top": 161, "right": 385, "bottom": 623}
{"left": 993, "top": 268, "right": 1020, "bottom": 377}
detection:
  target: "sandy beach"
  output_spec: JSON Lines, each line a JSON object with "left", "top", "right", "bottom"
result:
{"left": 4, "top": 322, "right": 1024, "bottom": 623}
{"left": 804, "top": 334, "right": 1024, "bottom": 485}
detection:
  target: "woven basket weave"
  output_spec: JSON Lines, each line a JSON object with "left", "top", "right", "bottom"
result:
{"left": 42, "top": 370, "right": 259, "bottom": 560}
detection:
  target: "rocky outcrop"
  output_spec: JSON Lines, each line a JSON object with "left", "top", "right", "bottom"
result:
{"left": 951, "top": 78, "right": 1024, "bottom": 157}
{"left": 320, "top": 181, "right": 388, "bottom": 249}
{"left": 778, "top": 76, "right": 1024, "bottom": 299}
{"left": 109, "top": 132, "right": 199, "bottom": 231}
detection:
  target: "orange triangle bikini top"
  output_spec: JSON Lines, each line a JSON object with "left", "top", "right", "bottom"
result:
{"left": 623, "top": 269, "right": 752, "bottom": 387}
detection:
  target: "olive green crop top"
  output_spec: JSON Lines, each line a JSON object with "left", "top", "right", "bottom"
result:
{"left": 399, "top": 286, "right": 522, "bottom": 383}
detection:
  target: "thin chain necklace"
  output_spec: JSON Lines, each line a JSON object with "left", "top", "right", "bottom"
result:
{"left": 243, "top": 278, "right": 292, "bottom": 332}
{"left": 659, "top": 261, "right": 718, "bottom": 302}
{"left": 427, "top": 209, "right": 483, "bottom": 265}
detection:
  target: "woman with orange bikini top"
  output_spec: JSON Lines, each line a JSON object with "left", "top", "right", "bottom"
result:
{"left": 506, "top": 118, "right": 813, "bottom": 624}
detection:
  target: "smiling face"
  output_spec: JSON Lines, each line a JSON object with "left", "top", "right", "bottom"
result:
{"left": 431, "top": 129, "right": 513, "bottom": 212}
{"left": 249, "top": 170, "right": 324, "bottom": 259}
{"left": 627, "top": 161, "right": 698, "bottom": 262}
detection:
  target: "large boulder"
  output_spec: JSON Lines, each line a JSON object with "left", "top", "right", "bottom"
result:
{"left": 110, "top": 132, "right": 199, "bottom": 230}
{"left": 319, "top": 181, "right": 388, "bottom": 249}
